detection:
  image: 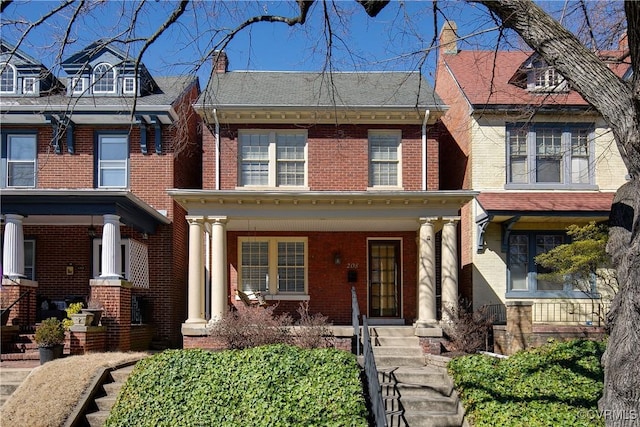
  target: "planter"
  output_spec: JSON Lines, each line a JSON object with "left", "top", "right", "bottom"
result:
{"left": 1, "top": 308, "right": 10, "bottom": 326}
{"left": 71, "top": 313, "right": 94, "bottom": 327}
{"left": 39, "top": 344, "right": 64, "bottom": 364}
{"left": 81, "top": 309, "right": 103, "bottom": 326}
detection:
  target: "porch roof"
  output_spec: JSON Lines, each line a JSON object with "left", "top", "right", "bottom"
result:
{"left": 169, "top": 190, "right": 477, "bottom": 232}
{"left": 1, "top": 189, "right": 170, "bottom": 234}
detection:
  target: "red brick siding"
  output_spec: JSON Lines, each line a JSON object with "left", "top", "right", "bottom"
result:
{"left": 90, "top": 284, "right": 131, "bottom": 351}
{"left": 69, "top": 329, "right": 107, "bottom": 355}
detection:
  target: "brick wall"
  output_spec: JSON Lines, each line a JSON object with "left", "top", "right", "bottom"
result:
{"left": 203, "top": 123, "right": 439, "bottom": 191}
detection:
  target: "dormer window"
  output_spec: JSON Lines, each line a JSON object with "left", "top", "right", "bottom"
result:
{"left": 71, "top": 77, "right": 85, "bottom": 94}
{"left": 23, "top": 77, "right": 36, "bottom": 94}
{"left": 123, "top": 77, "right": 136, "bottom": 94}
{"left": 93, "top": 63, "right": 116, "bottom": 94}
{"left": 528, "top": 59, "right": 567, "bottom": 92}
{"left": 0, "top": 63, "right": 16, "bottom": 94}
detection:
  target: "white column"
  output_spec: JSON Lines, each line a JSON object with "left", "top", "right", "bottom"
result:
{"left": 416, "top": 218, "right": 438, "bottom": 326}
{"left": 441, "top": 217, "right": 460, "bottom": 322}
{"left": 209, "top": 217, "right": 228, "bottom": 322}
{"left": 2, "top": 214, "right": 25, "bottom": 278}
{"left": 100, "top": 214, "right": 122, "bottom": 278}
{"left": 186, "top": 216, "right": 206, "bottom": 324}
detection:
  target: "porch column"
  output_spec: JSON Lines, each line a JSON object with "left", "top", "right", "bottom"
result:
{"left": 441, "top": 217, "right": 460, "bottom": 322}
{"left": 209, "top": 217, "right": 228, "bottom": 322}
{"left": 100, "top": 214, "right": 122, "bottom": 278}
{"left": 2, "top": 214, "right": 25, "bottom": 278}
{"left": 416, "top": 218, "right": 438, "bottom": 326}
{"left": 186, "top": 216, "right": 206, "bottom": 324}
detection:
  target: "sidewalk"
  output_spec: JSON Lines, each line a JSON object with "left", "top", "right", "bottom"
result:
{"left": 0, "top": 359, "right": 40, "bottom": 369}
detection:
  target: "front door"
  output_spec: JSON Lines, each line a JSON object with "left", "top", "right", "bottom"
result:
{"left": 368, "top": 240, "right": 401, "bottom": 318}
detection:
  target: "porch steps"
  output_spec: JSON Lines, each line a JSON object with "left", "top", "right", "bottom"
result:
{"left": 1, "top": 332, "right": 41, "bottom": 361}
{"left": 82, "top": 364, "right": 136, "bottom": 427}
{"left": 369, "top": 327, "right": 467, "bottom": 427}
{"left": 0, "top": 368, "right": 33, "bottom": 407}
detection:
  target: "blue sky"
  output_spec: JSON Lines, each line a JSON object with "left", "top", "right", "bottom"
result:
{"left": 2, "top": 1, "right": 536, "bottom": 84}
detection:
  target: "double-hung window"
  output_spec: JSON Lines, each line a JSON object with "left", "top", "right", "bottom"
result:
{"left": 506, "top": 123, "right": 594, "bottom": 188}
{"left": 93, "top": 63, "right": 116, "bottom": 94}
{"left": 238, "top": 131, "right": 307, "bottom": 188}
{"left": 2, "top": 133, "right": 37, "bottom": 187}
{"left": 507, "top": 231, "right": 594, "bottom": 297}
{"left": 0, "top": 63, "right": 16, "bottom": 94}
{"left": 97, "top": 134, "right": 128, "bottom": 188}
{"left": 369, "top": 131, "right": 402, "bottom": 188}
{"left": 239, "top": 237, "right": 308, "bottom": 297}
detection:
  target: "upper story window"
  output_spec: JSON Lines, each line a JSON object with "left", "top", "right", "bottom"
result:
{"left": 238, "top": 131, "right": 307, "bottom": 188}
{"left": 97, "top": 133, "right": 128, "bottom": 188}
{"left": 507, "top": 231, "right": 594, "bottom": 298}
{"left": 528, "top": 59, "right": 567, "bottom": 92}
{"left": 369, "top": 131, "right": 402, "bottom": 188}
{"left": 1, "top": 133, "right": 37, "bottom": 188}
{"left": 71, "top": 77, "right": 85, "bottom": 94}
{"left": 507, "top": 123, "right": 594, "bottom": 188}
{"left": 0, "top": 63, "right": 16, "bottom": 94}
{"left": 123, "top": 77, "right": 136, "bottom": 94}
{"left": 239, "top": 237, "right": 308, "bottom": 297}
{"left": 22, "top": 77, "right": 36, "bottom": 94}
{"left": 93, "top": 63, "right": 116, "bottom": 94}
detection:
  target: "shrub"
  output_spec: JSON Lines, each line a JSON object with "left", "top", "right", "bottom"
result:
{"left": 34, "top": 317, "right": 65, "bottom": 347}
{"left": 105, "top": 345, "right": 369, "bottom": 427}
{"left": 448, "top": 339, "right": 606, "bottom": 426}
{"left": 63, "top": 302, "right": 84, "bottom": 330}
{"left": 441, "top": 300, "right": 493, "bottom": 353}
{"left": 208, "top": 304, "right": 293, "bottom": 349}
{"left": 292, "top": 301, "right": 333, "bottom": 349}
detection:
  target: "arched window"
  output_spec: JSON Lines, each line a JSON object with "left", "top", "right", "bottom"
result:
{"left": 0, "top": 63, "right": 16, "bottom": 93}
{"left": 93, "top": 63, "right": 115, "bottom": 93}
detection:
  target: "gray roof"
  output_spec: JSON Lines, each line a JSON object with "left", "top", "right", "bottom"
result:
{"left": 199, "top": 71, "right": 443, "bottom": 109}
{"left": 0, "top": 76, "right": 197, "bottom": 111}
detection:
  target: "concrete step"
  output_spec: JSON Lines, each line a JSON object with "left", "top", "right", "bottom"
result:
{"left": 0, "top": 367, "right": 34, "bottom": 407}
{"left": 373, "top": 336, "right": 420, "bottom": 347}
{"left": 402, "top": 402, "right": 466, "bottom": 427}
{"left": 84, "top": 363, "right": 136, "bottom": 427}
{"left": 388, "top": 366, "right": 452, "bottom": 388}
{"left": 102, "top": 381, "right": 124, "bottom": 396}
{"left": 370, "top": 327, "right": 415, "bottom": 338}
{"left": 86, "top": 411, "right": 109, "bottom": 427}
{"left": 110, "top": 365, "right": 135, "bottom": 382}
{"left": 374, "top": 354, "right": 425, "bottom": 368}
{"left": 95, "top": 395, "right": 117, "bottom": 412}
{"left": 372, "top": 346, "right": 423, "bottom": 357}
{"left": 399, "top": 395, "right": 459, "bottom": 413}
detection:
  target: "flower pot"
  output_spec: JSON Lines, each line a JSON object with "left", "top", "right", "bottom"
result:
{"left": 81, "top": 309, "right": 103, "bottom": 326}
{"left": 71, "top": 313, "right": 94, "bottom": 326}
{"left": 39, "top": 344, "right": 64, "bottom": 365}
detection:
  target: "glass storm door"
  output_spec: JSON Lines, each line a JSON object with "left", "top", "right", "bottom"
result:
{"left": 369, "top": 241, "right": 401, "bottom": 317}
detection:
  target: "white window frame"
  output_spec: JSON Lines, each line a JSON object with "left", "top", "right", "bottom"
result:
{"left": 238, "top": 236, "right": 309, "bottom": 300}
{"left": 527, "top": 59, "right": 567, "bottom": 92}
{"left": 22, "top": 77, "right": 36, "bottom": 94}
{"left": 2, "top": 133, "right": 37, "bottom": 188}
{"left": 237, "top": 130, "right": 308, "bottom": 189}
{"left": 24, "top": 239, "right": 35, "bottom": 280}
{"left": 92, "top": 238, "right": 130, "bottom": 280}
{"left": 506, "top": 123, "right": 596, "bottom": 189}
{"left": 123, "top": 77, "right": 136, "bottom": 94}
{"left": 0, "top": 63, "right": 16, "bottom": 94}
{"left": 368, "top": 130, "right": 402, "bottom": 189}
{"left": 92, "top": 63, "right": 116, "bottom": 94}
{"left": 97, "top": 134, "right": 128, "bottom": 188}
{"left": 71, "top": 77, "right": 85, "bottom": 94}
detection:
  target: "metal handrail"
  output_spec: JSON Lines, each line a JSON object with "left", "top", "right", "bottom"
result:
{"left": 363, "top": 315, "right": 387, "bottom": 427}
{"left": 1, "top": 289, "right": 31, "bottom": 313}
{"left": 351, "top": 286, "right": 361, "bottom": 356}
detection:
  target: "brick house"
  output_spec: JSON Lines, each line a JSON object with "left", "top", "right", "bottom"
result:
{"left": 173, "top": 52, "right": 476, "bottom": 347}
{"left": 435, "top": 22, "right": 630, "bottom": 327}
{"left": 1, "top": 40, "right": 201, "bottom": 353}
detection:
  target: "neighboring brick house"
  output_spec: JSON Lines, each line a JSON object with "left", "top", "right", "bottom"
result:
{"left": 173, "top": 52, "right": 476, "bottom": 347}
{"left": 435, "top": 22, "right": 630, "bottom": 324}
{"left": 1, "top": 40, "right": 201, "bottom": 351}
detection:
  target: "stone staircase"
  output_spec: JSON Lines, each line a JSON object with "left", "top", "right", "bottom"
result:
{"left": 0, "top": 367, "right": 34, "bottom": 407}
{"left": 369, "top": 326, "right": 466, "bottom": 427}
{"left": 79, "top": 364, "right": 136, "bottom": 426}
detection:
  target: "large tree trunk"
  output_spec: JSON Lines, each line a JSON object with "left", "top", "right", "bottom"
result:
{"left": 472, "top": 1, "right": 640, "bottom": 425}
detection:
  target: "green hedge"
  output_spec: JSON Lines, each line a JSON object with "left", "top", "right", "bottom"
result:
{"left": 448, "top": 339, "right": 606, "bottom": 427}
{"left": 105, "top": 344, "right": 368, "bottom": 427}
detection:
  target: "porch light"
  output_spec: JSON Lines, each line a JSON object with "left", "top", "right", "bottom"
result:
{"left": 333, "top": 252, "right": 342, "bottom": 265}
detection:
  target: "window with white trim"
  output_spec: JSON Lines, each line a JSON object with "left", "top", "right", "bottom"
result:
{"left": 71, "top": 77, "right": 85, "bottom": 94}
{"left": 1, "top": 133, "right": 37, "bottom": 187}
{"left": 238, "top": 131, "right": 307, "bottom": 188}
{"left": 0, "top": 63, "right": 16, "bottom": 93}
{"left": 123, "top": 77, "right": 136, "bottom": 94}
{"left": 22, "top": 77, "right": 36, "bottom": 94}
{"left": 528, "top": 59, "right": 567, "bottom": 92}
{"left": 369, "top": 131, "right": 402, "bottom": 188}
{"left": 507, "top": 231, "right": 594, "bottom": 297}
{"left": 507, "top": 123, "right": 594, "bottom": 188}
{"left": 97, "top": 134, "right": 128, "bottom": 188}
{"left": 24, "top": 239, "right": 35, "bottom": 280}
{"left": 93, "top": 63, "right": 116, "bottom": 93}
{"left": 239, "top": 237, "right": 307, "bottom": 296}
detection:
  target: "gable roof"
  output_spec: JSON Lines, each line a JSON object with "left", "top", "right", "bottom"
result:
{"left": 0, "top": 40, "right": 44, "bottom": 67}
{"left": 199, "top": 71, "right": 443, "bottom": 109}
{"left": 441, "top": 50, "right": 630, "bottom": 108}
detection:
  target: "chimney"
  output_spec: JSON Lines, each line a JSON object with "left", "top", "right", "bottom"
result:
{"left": 439, "top": 21, "right": 458, "bottom": 55}
{"left": 213, "top": 50, "right": 228, "bottom": 73}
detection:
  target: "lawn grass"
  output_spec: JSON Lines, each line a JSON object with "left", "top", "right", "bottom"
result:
{"left": 448, "top": 339, "right": 606, "bottom": 427}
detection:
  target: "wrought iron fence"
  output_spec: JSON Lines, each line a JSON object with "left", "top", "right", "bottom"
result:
{"left": 482, "top": 303, "right": 507, "bottom": 324}
{"left": 533, "top": 301, "right": 610, "bottom": 326}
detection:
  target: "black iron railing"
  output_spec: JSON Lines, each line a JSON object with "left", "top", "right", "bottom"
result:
{"left": 533, "top": 301, "right": 610, "bottom": 326}
{"left": 351, "top": 286, "right": 361, "bottom": 356}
